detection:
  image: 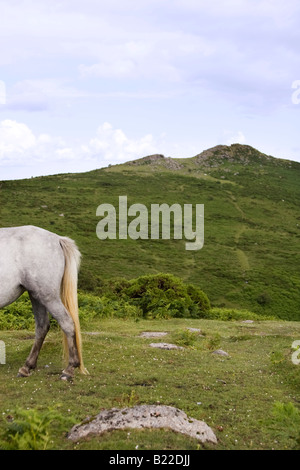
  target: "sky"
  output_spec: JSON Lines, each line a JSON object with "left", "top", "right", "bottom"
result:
{"left": 0, "top": 0, "right": 300, "bottom": 180}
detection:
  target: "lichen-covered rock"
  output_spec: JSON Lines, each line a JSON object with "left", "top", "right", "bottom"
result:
{"left": 212, "top": 349, "right": 230, "bottom": 357}
{"left": 139, "top": 331, "right": 168, "bottom": 338}
{"left": 68, "top": 405, "right": 217, "bottom": 444}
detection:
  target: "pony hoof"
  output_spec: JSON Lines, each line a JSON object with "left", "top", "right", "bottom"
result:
{"left": 17, "top": 368, "right": 30, "bottom": 378}
{"left": 60, "top": 372, "right": 73, "bottom": 381}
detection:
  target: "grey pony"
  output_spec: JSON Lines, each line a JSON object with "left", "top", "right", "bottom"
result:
{"left": 0, "top": 225, "right": 88, "bottom": 380}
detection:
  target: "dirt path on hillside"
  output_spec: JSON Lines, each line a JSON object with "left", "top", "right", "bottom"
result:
{"left": 226, "top": 192, "right": 250, "bottom": 273}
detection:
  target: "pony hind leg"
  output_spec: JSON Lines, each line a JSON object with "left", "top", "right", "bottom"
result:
{"left": 43, "top": 297, "right": 80, "bottom": 380}
{"left": 18, "top": 295, "right": 50, "bottom": 377}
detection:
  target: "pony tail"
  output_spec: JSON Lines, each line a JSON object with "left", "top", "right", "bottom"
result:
{"left": 59, "top": 236, "right": 88, "bottom": 375}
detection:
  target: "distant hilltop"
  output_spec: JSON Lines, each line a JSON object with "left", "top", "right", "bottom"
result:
{"left": 127, "top": 153, "right": 184, "bottom": 170}
{"left": 124, "top": 143, "right": 295, "bottom": 171}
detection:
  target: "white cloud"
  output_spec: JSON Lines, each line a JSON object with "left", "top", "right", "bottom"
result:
{"left": 84, "top": 122, "right": 157, "bottom": 163}
{"left": 0, "top": 119, "right": 67, "bottom": 166}
{"left": 0, "top": 120, "right": 37, "bottom": 161}
{"left": 0, "top": 120, "right": 159, "bottom": 174}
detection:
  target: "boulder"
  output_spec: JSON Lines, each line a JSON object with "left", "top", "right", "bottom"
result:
{"left": 68, "top": 405, "right": 217, "bottom": 444}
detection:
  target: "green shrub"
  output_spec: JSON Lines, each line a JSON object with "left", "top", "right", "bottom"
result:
{"left": 204, "top": 332, "right": 222, "bottom": 350}
{"left": 271, "top": 402, "right": 300, "bottom": 448}
{"left": 256, "top": 292, "right": 272, "bottom": 305}
{"left": 204, "top": 307, "right": 275, "bottom": 321}
{"left": 172, "top": 329, "right": 199, "bottom": 348}
{"left": 110, "top": 273, "right": 211, "bottom": 319}
{"left": 78, "top": 292, "right": 142, "bottom": 322}
{"left": 0, "top": 293, "right": 58, "bottom": 331}
{"left": 0, "top": 407, "right": 71, "bottom": 450}
{"left": 0, "top": 293, "right": 35, "bottom": 330}
{"left": 272, "top": 401, "right": 300, "bottom": 422}
{"left": 186, "top": 283, "right": 211, "bottom": 315}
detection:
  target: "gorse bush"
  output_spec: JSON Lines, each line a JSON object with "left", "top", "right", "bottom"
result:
{"left": 78, "top": 273, "right": 211, "bottom": 321}
{"left": 109, "top": 273, "right": 211, "bottom": 319}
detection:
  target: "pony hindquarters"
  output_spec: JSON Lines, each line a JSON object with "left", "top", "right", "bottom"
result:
{"left": 12, "top": 226, "right": 88, "bottom": 380}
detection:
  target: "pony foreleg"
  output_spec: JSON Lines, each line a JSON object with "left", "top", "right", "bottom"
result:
{"left": 18, "top": 297, "right": 50, "bottom": 377}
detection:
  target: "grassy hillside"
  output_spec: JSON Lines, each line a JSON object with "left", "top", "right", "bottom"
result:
{"left": 0, "top": 144, "right": 299, "bottom": 320}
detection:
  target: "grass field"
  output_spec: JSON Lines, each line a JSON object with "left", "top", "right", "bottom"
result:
{"left": 1, "top": 316, "right": 300, "bottom": 450}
